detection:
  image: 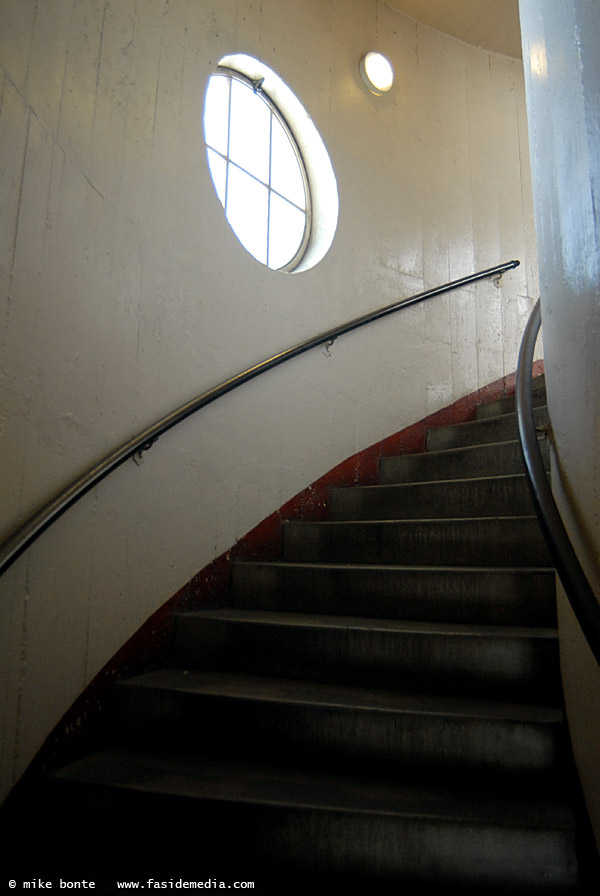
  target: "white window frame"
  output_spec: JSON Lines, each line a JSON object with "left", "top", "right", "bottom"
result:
{"left": 205, "top": 54, "right": 339, "bottom": 274}
{"left": 205, "top": 66, "right": 312, "bottom": 272}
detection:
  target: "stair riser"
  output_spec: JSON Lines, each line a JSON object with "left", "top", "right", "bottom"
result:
{"left": 476, "top": 384, "right": 546, "bottom": 420}
{"left": 428, "top": 406, "right": 548, "bottom": 451}
{"left": 38, "top": 783, "right": 578, "bottom": 890}
{"left": 330, "top": 476, "right": 535, "bottom": 521}
{"left": 379, "top": 439, "right": 550, "bottom": 483}
{"left": 284, "top": 519, "right": 551, "bottom": 567}
{"left": 117, "top": 687, "right": 564, "bottom": 777}
{"left": 232, "top": 563, "right": 557, "bottom": 626}
{"left": 175, "top": 616, "right": 560, "bottom": 703}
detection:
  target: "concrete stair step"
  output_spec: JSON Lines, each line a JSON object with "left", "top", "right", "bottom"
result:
{"left": 231, "top": 561, "right": 557, "bottom": 625}
{"left": 174, "top": 608, "right": 560, "bottom": 702}
{"left": 428, "top": 406, "right": 548, "bottom": 451}
{"left": 330, "top": 473, "right": 535, "bottom": 520}
{"left": 379, "top": 438, "right": 550, "bottom": 483}
{"left": 33, "top": 748, "right": 577, "bottom": 889}
{"left": 116, "top": 669, "right": 566, "bottom": 778}
{"left": 476, "top": 377, "right": 546, "bottom": 420}
{"left": 283, "top": 517, "right": 551, "bottom": 567}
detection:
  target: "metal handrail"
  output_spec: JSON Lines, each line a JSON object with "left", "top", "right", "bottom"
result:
{"left": 0, "top": 259, "right": 520, "bottom": 578}
{"left": 516, "top": 298, "right": 600, "bottom": 668}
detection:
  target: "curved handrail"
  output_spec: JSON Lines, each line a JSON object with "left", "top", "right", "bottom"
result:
{"left": 0, "top": 259, "right": 520, "bottom": 578}
{"left": 516, "top": 298, "right": 600, "bottom": 668}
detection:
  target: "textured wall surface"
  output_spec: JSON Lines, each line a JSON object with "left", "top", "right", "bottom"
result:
{"left": 0, "top": 0, "right": 537, "bottom": 801}
{"left": 520, "top": 0, "right": 600, "bottom": 848}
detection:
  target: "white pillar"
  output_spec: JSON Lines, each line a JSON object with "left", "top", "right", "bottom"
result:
{"left": 519, "top": 0, "right": 600, "bottom": 848}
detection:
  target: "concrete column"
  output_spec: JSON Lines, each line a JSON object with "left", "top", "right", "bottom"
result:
{"left": 519, "top": 0, "right": 600, "bottom": 848}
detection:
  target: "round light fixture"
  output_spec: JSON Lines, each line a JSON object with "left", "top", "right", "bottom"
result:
{"left": 359, "top": 52, "right": 394, "bottom": 95}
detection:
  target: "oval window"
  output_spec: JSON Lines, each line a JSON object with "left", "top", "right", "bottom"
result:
{"left": 203, "top": 55, "right": 338, "bottom": 273}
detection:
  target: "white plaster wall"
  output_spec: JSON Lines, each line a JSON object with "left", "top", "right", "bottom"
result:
{"left": 0, "top": 0, "right": 537, "bottom": 802}
{"left": 519, "top": 0, "right": 600, "bottom": 847}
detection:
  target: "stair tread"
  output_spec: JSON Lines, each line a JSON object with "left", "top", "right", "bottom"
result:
{"left": 476, "top": 381, "right": 546, "bottom": 415}
{"left": 335, "top": 472, "right": 531, "bottom": 491}
{"left": 290, "top": 514, "right": 540, "bottom": 524}
{"left": 384, "top": 436, "right": 545, "bottom": 461}
{"left": 330, "top": 473, "right": 538, "bottom": 521}
{"left": 231, "top": 562, "right": 557, "bottom": 626}
{"left": 426, "top": 407, "right": 549, "bottom": 451}
{"left": 234, "top": 560, "right": 554, "bottom": 573}
{"left": 379, "top": 438, "right": 549, "bottom": 485}
{"left": 52, "top": 747, "right": 575, "bottom": 829}
{"left": 120, "top": 668, "right": 563, "bottom": 721}
{"left": 181, "top": 607, "right": 558, "bottom": 640}
{"left": 434, "top": 406, "right": 546, "bottom": 431}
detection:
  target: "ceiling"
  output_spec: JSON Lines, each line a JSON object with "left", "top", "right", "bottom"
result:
{"left": 385, "top": 0, "right": 522, "bottom": 59}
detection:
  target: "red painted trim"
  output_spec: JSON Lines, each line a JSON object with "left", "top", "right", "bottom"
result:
{"left": 9, "top": 363, "right": 543, "bottom": 788}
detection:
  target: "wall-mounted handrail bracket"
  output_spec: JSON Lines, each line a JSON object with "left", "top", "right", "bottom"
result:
{"left": 133, "top": 436, "right": 159, "bottom": 466}
{"left": 0, "top": 259, "right": 520, "bottom": 579}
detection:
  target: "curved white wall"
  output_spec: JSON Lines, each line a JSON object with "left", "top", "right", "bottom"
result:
{"left": 519, "top": 0, "right": 600, "bottom": 847}
{"left": 0, "top": 0, "right": 537, "bottom": 802}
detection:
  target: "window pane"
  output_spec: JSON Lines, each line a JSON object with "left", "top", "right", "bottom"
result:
{"left": 206, "top": 149, "right": 227, "bottom": 207}
{"left": 203, "top": 62, "right": 323, "bottom": 273}
{"left": 204, "top": 75, "right": 230, "bottom": 156}
{"left": 268, "top": 193, "right": 306, "bottom": 269}
{"left": 229, "top": 79, "right": 271, "bottom": 183}
{"left": 271, "top": 116, "right": 306, "bottom": 209}
{"left": 226, "top": 165, "right": 268, "bottom": 264}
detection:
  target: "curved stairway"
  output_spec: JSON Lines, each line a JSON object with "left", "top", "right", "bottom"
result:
{"left": 5, "top": 376, "right": 594, "bottom": 891}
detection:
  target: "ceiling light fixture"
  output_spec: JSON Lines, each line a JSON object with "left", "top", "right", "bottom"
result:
{"left": 359, "top": 52, "right": 394, "bottom": 95}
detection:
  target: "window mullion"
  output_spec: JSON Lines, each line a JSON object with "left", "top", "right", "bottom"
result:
{"left": 204, "top": 64, "right": 317, "bottom": 271}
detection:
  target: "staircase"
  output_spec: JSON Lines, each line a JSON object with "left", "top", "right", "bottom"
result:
{"left": 7, "top": 376, "right": 592, "bottom": 891}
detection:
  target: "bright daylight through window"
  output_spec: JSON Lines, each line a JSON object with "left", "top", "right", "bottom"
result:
{"left": 204, "top": 67, "right": 310, "bottom": 272}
